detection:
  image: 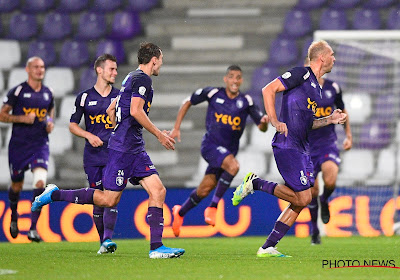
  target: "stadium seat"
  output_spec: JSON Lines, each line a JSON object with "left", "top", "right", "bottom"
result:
{"left": 0, "top": 71, "right": 4, "bottom": 92}
{"left": 58, "top": 95, "right": 76, "bottom": 124}
{"left": 337, "top": 150, "right": 374, "bottom": 186}
{"left": 79, "top": 68, "right": 97, "bottom": 92}
{"left": 0, "top": 153, "right": 10, "bottom": 184}
{"left": 96, "top": 40, "right": 126, "bottom": 64}
{"left": 49, "top": 126, "right": 73, "bottom": 155}
{"left": 0, "top": 0, "right": 20, "bottom": 13}
{"left": 59, "top": 40, "right": 90, "bottom": 68}
{"left": 342, "top": 94, "right": 371, "bottom": 124}
{"left": 282, "top": 9, "right": 313, "bottom": 38}
{"left": 301, "top": 37, "right": 313, "bottom": 59}
{"left": 245, "top": 124, "right": 276, "bottom": 154}
{"left": 352, "top": 9, "right": 381, "bottom": 30}
{"left": 330, "top": 0, "right": 362, "bottom": 9}
{"left": 267, "top": 37, "right": 299, "bottom": 67}
{"left": 334, "top": 43, "right": 366, "bottom": 65}
{"left": 41, "top": 12, "right": 72, "bottom": 41}
{"left": 109, "top": 12, "right": 142, "bottom": 40}
{"left": 295, "top": 0, "right": 328, "bottom": 10}
{"left": 319, "top": 8, "right": 348, "bottom": 30}
{"left": 387, "top": 6, "right": 400, "bottom": 29}
{"left": 43, "top": 67, "right": 74, "bottom": 98}
{"left": 0, "top": 40, "right": 21, "bottom": 70}
{"left": 27, "top": 41, "right": 57, "bottom": 67}
{"left": 92, "top": 0, "right": 122, "bottom": 12}
{"left": 358, "top": 120, "right": 392, "bottom": 150}
{"left": 21, "top": 0, "right": 55, "bottom": 13}
{"left": 7, "top": 68, "right": 27, "bottom": 91}
{"left": 373, "top": 94, "right": 399, "bottom": 122}
{"left": 8, "top": 13, "right": 38, "bottom": 41}
{"left": 57, "top": 0, "right": 89, "bottom": 13}
{"left": 363, "top": 0, "right": 396, "bottom": 9}
{"left": 366, "top": 148, "right": 396, "bottom": 186}
{"left": 248, "top": 65, "right": 279, "bottom": 105}
{"left": 76, "top": 12, "right": 107, "bottom": 41}
{"left": 126, "top": 0, "right": 160, "bottom": 12}
{"left": 233, "top": 151, "right": 267, "bottom": 186}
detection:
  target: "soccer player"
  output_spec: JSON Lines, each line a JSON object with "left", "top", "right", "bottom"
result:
{"left": 32, "top": 42, "right": 185, "bottom": 259}
{"left": 304, "top": 57, "right": 353, "bottom": 245}
{"left": 0, "top": 56, "right": 55, "bottom": 242}
{"left": 170, "top": 65, "right": 268, "bottom": 237}
{"left": 231, "top": 40, "right": 347, "bottom": 257}
{"left": 69, "top": 54, "right": 120, "bottom": 253}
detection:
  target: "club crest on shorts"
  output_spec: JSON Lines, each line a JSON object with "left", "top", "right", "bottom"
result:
{"left": 299, "top": 170, "right": 308, "bottom": 185}
{"left": 116, "top": 176, "right": 124, "bottom": 186}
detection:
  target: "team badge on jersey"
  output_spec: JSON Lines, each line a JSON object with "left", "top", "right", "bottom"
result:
{"left": 236, "top": 100, "right": 243, "bottom": 109}
{"left": 282, "top": 72, "right": 291, "bottom": 79}
{"left": 44, "top": 92, "right": 49, "bottom": 101}
{"left": 299, "top": 170, "right": 308, "bottom": 185}
{"left": 217, "top": 146, "right": 227, "bottom": 154}
{"left": 116, "top": 176, "right": 124, "bottom": 186}
{"left": 325, "top": 90, "right": 332, "bottom": 98}
{"left": 139, "top": 86, "right": 146, "bottom": 96}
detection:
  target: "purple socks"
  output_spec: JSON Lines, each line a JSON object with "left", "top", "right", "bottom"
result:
{"left": 147, "top": 207, "right": 164, "bottom": 250}
{"left": 30, "top": 188, "right": 44, "bottom": 230}
{"left": 308, "top": 197, "right": 319, "bottom": 235}
{"left": 179, "top": 189, "right": 202, "bottom": 217}
{"left": 103, "top": 207, "right": 118, "bottom": 241}
{"left": 320, "top": 187, "right": 335, "bottom": 204}
{"left": 252, "top": 178, "right": 278, "bottom": 195}
{"left": 93, "top": 206, "right": 104, "bottom": 243}
{"left": 8, "top": 187, "right": 20, "bottom": 222}
{"left": 51, "top": 188, "right": 95, "bottom": 204}
{"left": 209, "top": 172, "right": 234, "bottom": 208}
{"left": 262, "top": 221, "right": 291, "bottom": 249}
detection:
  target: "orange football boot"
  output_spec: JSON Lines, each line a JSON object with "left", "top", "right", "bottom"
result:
{"left": 204, "top": 207, "right": 217, "bottom": 226}
{"left": 172, "top": 205, "right": 184, "bottom": 237}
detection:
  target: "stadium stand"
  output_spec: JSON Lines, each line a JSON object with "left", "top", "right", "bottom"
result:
{"left": 76, "top": 12, "right": 107, "bottom": 41}
{"left": 43, "top": 67, "right": 74, "bottom": 98}
{"left": 92, "top": 0, "right": 123, "bottom": 12}
{"left": 282, "top": 9, "right": 313, "bottom": 38}
{"left": 319, "top": 8, "right": 348, "bottom": 30}
{"left": 59, "top": 40, "right": 90, "bottom": 68}
{"left": 27, "top": 41, "right": 57, "bottom": 66}
{"left": 41, "top": 12, "right": 72, "bottom": 41}
{"left": 8, "top": 13, "right": 38, "bottom": 41}
{"left": 352, "top": 8, "right": 382, "bottom": 30}
{"left": 0, "top": 0, "right": 20, "bottom": 13}
{"left": 21, "top": 0, "right": 55, "bottom": 13}
{"left": 0, "top": 40, "right": 21, "bottom": 69}
{"left": 57, "top": 0, "right": 89, "bottom": 13}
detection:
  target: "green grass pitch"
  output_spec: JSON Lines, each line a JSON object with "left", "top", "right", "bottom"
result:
{"left": 0, "top": 236, "right": 399, "bottom": 279}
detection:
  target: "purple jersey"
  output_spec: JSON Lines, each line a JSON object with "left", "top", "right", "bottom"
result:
{"left": 4, "top": 81, "right": 54, "bottom": 149}
{"left": 108, "top": 69, "right": 153, "bottom": 154}
{"left": 70, "top": 86, "right": 120, "bottom": 167}
{"left": 272, "top": 67, "right": 322, "bottom": 153}
{"left": 309, "top": 79, "right": 344, "bottom": 153}
{"left": 191, "top": 87, "right": 264, "bottom": 154}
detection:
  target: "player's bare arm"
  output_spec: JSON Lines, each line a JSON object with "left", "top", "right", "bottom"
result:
{"left": 69, "top": 122, "right": 103, "bottom": 147}
{"left": 169, "top": 96, "right": 192, "bottom": 142}
{"left": 342, "top": 108, "right": 352, "bottom": 150}
{"left": 106, "top": 96, "right": 118, "bottom": 128}
{"left": 130, "top": 96, "right": 176, "bottom": 150}
{"left": 0, "top": 104, "right": 36, "bottom": 124}
{"left": 262, "top": 78, "right": 288, "bottom": 136}
{"left": 312, "top": 109, "right": 347, "bottom": 129}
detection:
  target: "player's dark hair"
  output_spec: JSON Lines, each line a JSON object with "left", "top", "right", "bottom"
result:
{"left": 138, "top": 42, "right": 162, "bottom": 65}
{"left": 226, "top": 65, "right": 242, "bottom": 74}
{"left": 94, "top": 54, "right": 117, "bottom": 75}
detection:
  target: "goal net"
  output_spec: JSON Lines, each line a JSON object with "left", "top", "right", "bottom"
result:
{"left": 313, "top": 30, "right": 400, "bottom": 236}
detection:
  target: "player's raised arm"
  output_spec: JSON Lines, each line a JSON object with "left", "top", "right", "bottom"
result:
{"left": 262, "top": 78, "right": 287, "bottom": 136}
{"left": 130, "top": 96, "right": 175, "bottom": 150}
{"left": 169, "top": 96, "right": 192, "bottom": 142}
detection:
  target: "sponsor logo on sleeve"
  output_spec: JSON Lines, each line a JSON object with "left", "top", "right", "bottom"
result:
{"left": 195, "top": 88, "right": 203, "bottom": 95}
{"left": 282, "top": 72, "right": 291, "bottom": 79}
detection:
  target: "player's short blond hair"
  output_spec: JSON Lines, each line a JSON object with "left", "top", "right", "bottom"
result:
{"left": 308, "top": 40, "right": 330, "bottom": 62}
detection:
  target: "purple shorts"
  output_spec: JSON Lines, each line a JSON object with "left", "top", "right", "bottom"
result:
{"left": 273, "top": 147, "right": 314, "bottom": 192}
{"left": 8, "top": 143, "right": 49, "bottom": 182}
{"left": 84, "top": 165, "right": 106, "bottom": 190}
{"left": 103, "top": 150, "right": 158, "bottom": 191}
{"left": 311, "top": 145, "right": 341, "bottom": 175}
{"left": 201, "top": 140, "right": 232, "bottom": 179}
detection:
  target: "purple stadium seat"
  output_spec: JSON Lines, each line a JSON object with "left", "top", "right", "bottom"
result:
{"left": 0, "top": 0, "right": 20, "bottom": 12}
{"left": 57, "top": 0, "right": 89, "bottom": 13}
{"left": 267, "top": 37, "right": 299, "bottom": 67}
{"left": 319, "top": 8, "right": 348, "bottom": 30}
{"left": 330, "top": 0, "right": 362, "bottom": 9}
{"left": 248, "top": 65, "right": 279, "bottom": 106}
{"left": 358, "top": 120, "right": 392, "bottom": 149}
{"left": 8, "top": 13, "right": 38, "bottom": 41}
{"left": 59, "top": 40, "right": 90, "bottom": 68}
{"left": 357, "top": 63, "right": 389, "bottom": 93}
{"left": 96, "top": 40, "right": 126, "bottom": 64}
{"left": 76, "top": 12, "right": 106, "bottom": 40}
{"left": 92, "top": 0, "right": 122, "bottom": 12}
{"left": 373, "top": 94, "right": 400, "bottom": 122}
{"left": 352, "top": 9, "right": 381, "bottom": 30}
{"left": 363, "top": 0, "right": 396, "bottom": 9}
{"left": 301, "top": 37, "right": 313, "bottom": 60}
{"left": 79, "top": 68, "right": 98, "bottom": 92}
{"left": 127, "top": 0, "right": 159, "bottom": 12}
{"left": 109, "top": 12, "right": 142, "bottom": 40}
{"left": 387, "top": 7, "right": 400, "bottom": 29}
{"left": 27, "top": 41, "right": 56, "bottom": 66}
{"left": 282, "top": 9, "right": 312, "bottom": 38}
{"left": 41, "top": 12, "right": 72, "bottom": 41}
{"left": 295, "top": 0, "right": 328, "bottom": 10}
{"left": 335, "top": 43, "right": 366, "bottom": 65}
{"left": 22, "top": 0, "right": 55, "bottom": 13}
